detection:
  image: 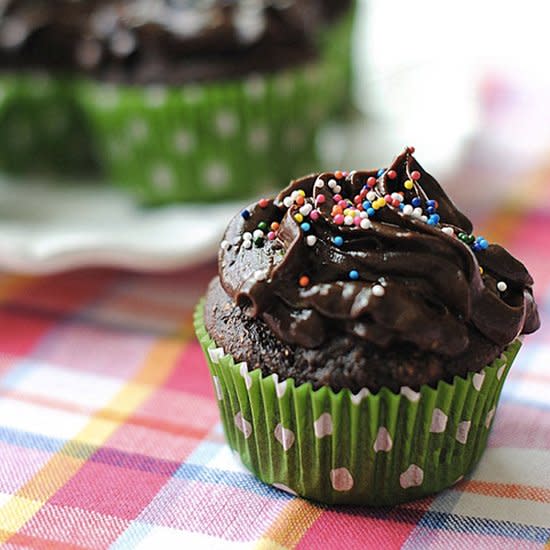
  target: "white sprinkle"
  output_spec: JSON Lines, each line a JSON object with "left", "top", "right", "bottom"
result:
{"left": 372, "top": 285, "right": 385, "bottom": 297}
{"left": 243, "top": 240, "right": 252, "bottom": 249}
{"left": 291, "top": 190, "right": 299, "bottom": 199}
{"left": 220, "top": 240, "right": 230, "bottom": 250}
{"left": 283, "top": 197, "right": 293, "bottom": 208}
{"left": 360, "top": 219, "right": 372, "bottom": 229}
{"left": 403, "top": 204, "right": 413, "bottom": 215}
{"left": 254, "top": 269, "right": 268, "bottom": 281}
{"left": 243, "top": 232, "right": 253, "bottom": 241}
{"left": 253, "top": 229, "right": 264, "bottom": 240}
{"left": 299, "top": 204, "right": 313, "bottom": 217}
{"left": 442, "top": 227, "right": 454, "bottom": 236}
{"left": 366, "top": 191, "right": 377, "bottom": 202}
{"left": 412, "top": 207, "right": 423, "bottom": 218}
{"left": 360, "top": 211, "right": 369, "bottom": 218}
{"left": 392, "top": 192, "right": 404, "bottom": 203}
{"left": 315, "top": 178, "right": 325, "bottom": 188}
{"left": 421, "top": 215, "right": 428, "bottom": 222}
{"left": 306, "top": 235, "right": 317, "bottom": 247}
{"left": 333, "top": 185, "right": 342, "bottom": 193}
{"left": 344, "top": 215, "right": 354, "bottom": 226}
{"left": 497, "top": 281, "right": 508, "bottom": 292}
{"left": 328, "top": 178, "right": 337, "bottom": 189}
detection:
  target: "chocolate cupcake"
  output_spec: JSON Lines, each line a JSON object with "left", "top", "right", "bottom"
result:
{"left": 195, "top": 147, "right": 540, "bottom": 505}
{"left": 0, "top": 1, "right": 353, "bottom": 203}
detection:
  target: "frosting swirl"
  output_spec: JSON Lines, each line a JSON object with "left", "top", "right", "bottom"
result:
{"left": 218, "top": 148, "right": 540, "bottom": 356}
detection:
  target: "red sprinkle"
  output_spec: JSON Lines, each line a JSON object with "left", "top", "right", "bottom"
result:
{"left": 411, "top": 170, "right": 421, "bottom": 180}
{"left": 387, "top": 170, "right": 397, "bottom": 180}
{"left": 407, "top": 146, "right": 416, "bottom": 154}
{"left": 299, "top": 275, "right": 310, "bottom": 287}
{"left": 258, "top": 198, "right": 269, "bottom": 208}
{"left": 367, "top": 177, "right": 377, "bottom": 188}
{"left": 353, "top": 195, "right": 361, "bottom": 204}
{"left": 335, "top": 170, "right": 344, "bottom": 179}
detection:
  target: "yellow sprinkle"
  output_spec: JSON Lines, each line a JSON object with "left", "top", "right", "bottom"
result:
{"left": 294, "top": 213, "right": 304, "bottom": 223}
{"left": 404, "top": 180, "right": 414, "bottom": 190}
{"left": 378, "top": 198, "right": 386, "bottom": 207}
{"left": 344, "top": 209, "right": 351, "bottom": 216}
{"left": 479, "top": 266, "right": 484, "bottom": 275}
{"left": 297, "top": 190, "right": 306, "bottom": 196}
{"left": 372, "top": 202, "right": 380, "bottom": 210}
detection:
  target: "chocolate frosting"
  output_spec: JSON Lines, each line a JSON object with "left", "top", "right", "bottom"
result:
{"left": 218, "top": 148, "right": 540, "bottom": 357}
{"left": 0, "top": 0, "right": 347, "bottom": 84}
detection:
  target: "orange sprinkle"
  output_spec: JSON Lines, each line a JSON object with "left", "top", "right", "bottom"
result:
{"left": 271, "top": 222, "right": 280, "bottom": 231}
{"left": 296, "top": 195, "right": 305, "bottom": 206}
{"left": 332, "top": 205, "right": 343, "bottom": 216}
{"left": 299, "top": 275, "right": 310, "bottom": 287}
{"left": 335, "top": 170, "right": 344, "bottom": 179}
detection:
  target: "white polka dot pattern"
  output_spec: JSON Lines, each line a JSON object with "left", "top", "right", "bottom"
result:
{"left": 313, "top": 413, "right": 333, "bottom": 439}
{"left": 234, "top": 412, "right": 252, "bottom": 439}
{"left": 330, "top": 468, "right": 354, "bottom": 492}
{"left": 274, "top": 423, "right": 295, "bottom": 451}
{"left": 373, "top": 427, "right": 393, "bottom": 452}
{"left": 400, "top": 465, "right": 424, "bottom": 489}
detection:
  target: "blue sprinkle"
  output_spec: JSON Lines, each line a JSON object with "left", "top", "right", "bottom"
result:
{"left": 332, "top": 236, "right": 344, "bottom": 247}
{"left": 427, "top": 218, "right": 437, "bottom": 226}
{"left": 472, "top": 243, "right": 482, "bottom": 252}
{"left": 426, "top": 206, "right": 436, "bottom": 215}
{"left": 349, "top": 270, "right": 359, "bottom": 280}
{"left": 301, "top": 222, "right": 311, "bottom": 232}
{"left": 399, "top": 203, "right": 405, "bottom": 211}
{"left": 377, "top": 168, "right": 385, "bottom": 177}
{"left": 479, "top": 238, "right": 489, "bottom": 250}
{"left": 411, "top": 197, "right": 422, "bottom": 208}
{"left": 426, "top": 200, "right": 436, "bottom": 208}
{"left": 430, "top": 214, "right": 440, "bottom": 224}
{"left": 367, "top": 208, "right": 376, "bottom": 217}
{"left": 241, "top": 209, "right": 251, "bottom": 220}
{"left": 362, "top": 201, "right": 371, "bottom": 210}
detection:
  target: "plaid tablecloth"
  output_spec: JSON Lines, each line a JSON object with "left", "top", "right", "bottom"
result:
{"left": 0, "top": 180, "right": 549, "bottom": 549}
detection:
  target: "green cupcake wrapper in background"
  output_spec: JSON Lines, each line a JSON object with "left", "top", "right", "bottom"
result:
{"left": 76, "top": 59, "right": 343, "bottom": 205}
{"left": 194, "top": 301, "right": 521, "bottom": 506}
{"left": 0, "top": 74, "right": 98, "bottom": 177}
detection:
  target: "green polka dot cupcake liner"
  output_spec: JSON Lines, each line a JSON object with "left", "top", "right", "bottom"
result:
{"left": 76, "top": 58, "right": 344, "bottom": 205}
{"left": 194, "top": 301, "right": 521, "bottom": 506}
{"left": 0, "top": 74, "right": 98, "bottom": 177}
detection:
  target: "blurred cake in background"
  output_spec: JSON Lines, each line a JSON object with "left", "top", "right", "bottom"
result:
{"left": 0, "top": 0, "right": 354, "bottom": 204}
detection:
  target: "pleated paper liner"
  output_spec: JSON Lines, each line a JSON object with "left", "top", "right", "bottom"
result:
{"left": 76, "top": 58, "right": 341, "bottom": 206}
{"left": 0, "top": 74, "right": 98, "bottom": 177}
{"left": 195, "top": 300, "right": 521, "bottom": 506}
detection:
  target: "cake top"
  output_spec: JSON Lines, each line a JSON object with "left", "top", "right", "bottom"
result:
{"left": 218, "top": 147, "right": 540, "bottom": 355}
{"left": 0, "top": 0, "right": 348, "bottom": 83}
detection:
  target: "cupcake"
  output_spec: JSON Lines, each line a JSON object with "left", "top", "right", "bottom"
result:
{"left": 195, "top": 147, "right": 540, "bottom": 505}
{"left": 0, "top": 1, "right": 353, "bottom": 204}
